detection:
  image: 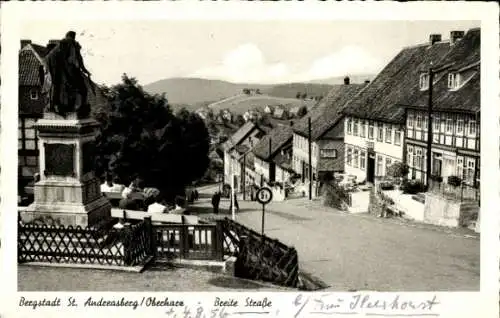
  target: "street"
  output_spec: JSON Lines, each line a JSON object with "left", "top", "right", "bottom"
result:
{"left": 195, "top": 185, "right": 480, "bottom": 291}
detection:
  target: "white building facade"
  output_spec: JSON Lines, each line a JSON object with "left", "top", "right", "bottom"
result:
{"left": 344, "top": 117, "right": 404, "bottom": 183}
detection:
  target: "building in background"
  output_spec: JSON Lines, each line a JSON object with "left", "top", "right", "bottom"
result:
{"left": 403, "top": 29, "right": 480, "bottom": 191}
{"left": 252, "top": 124, "right": 294, "bottom": 184}
{"left": 292, "top": 77, "right": 366, "bottom": 195}
{"left": 342, "top": 33, "right": 453, "bottom": 183}
{"left": 222, "top": 121, "right": 268, "bottom": 192}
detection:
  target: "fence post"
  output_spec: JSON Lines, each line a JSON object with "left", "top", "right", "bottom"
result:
{"left": 180, "top": 217, "right": 188, "bottom": 259}
{"left": 123, "top": 224, "right": 132, "bottom": 266}
{"left": 144, "top": 216, "right": 156, "bottom": 259}
{"left": 214, "top": 220, "right": 224, "bottom": 261}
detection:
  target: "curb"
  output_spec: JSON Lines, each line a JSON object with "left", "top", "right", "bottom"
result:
{"left": 298, "top": 270, "right": 330, "bottom": 291}
{"left": 19, "top": 256, "right": 154, "bottom": 273}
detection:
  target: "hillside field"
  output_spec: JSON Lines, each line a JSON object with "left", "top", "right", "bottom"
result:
{"left": 207, "top": 94, "right": 316, "bottom": 114}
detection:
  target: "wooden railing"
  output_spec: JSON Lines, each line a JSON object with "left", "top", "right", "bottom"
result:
{"left": 110, "top": 208, "right": 193, "bottom": 224}
{"left": 153, "top": 222, "right": 223, "bottom": 261}
{"left": 18, "top": 218, "right": 153, "bottom": 266}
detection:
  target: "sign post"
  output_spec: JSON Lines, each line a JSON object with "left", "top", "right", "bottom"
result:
{"left": 256, "top": 186, "right": 273, "bottom": 237}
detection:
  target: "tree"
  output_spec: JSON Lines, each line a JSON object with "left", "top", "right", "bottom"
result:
{"left": 297, "top": 106, "right": 308, "bottom": 117}
{"left": 301, "top": 93, "right": 307, "bottom": 100}
{"left": 296, "top": 92, "right": 301, "bottom": 99}
{"left": 94, "top": 74, "right": 210, "bottom": 203}
{"left": 256, "top": 88, "right": 261, "bottom": 95}
{"left": 386, "top": 162, "right": 409, "bottom": 179}
{"left": 234, "top": 114, "right": 246, "bottom": 127}
{"left": 242, "top": 88, "right": 250, "bottom": 95}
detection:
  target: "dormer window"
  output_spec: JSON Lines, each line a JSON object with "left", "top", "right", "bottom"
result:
{"left": 419, "top": 73, "right": 429, "bottom": 91}
{"left": 448, "top": 73, "right": 461, "bottom": 90}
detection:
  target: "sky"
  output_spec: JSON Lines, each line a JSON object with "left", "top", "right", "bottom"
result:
{"left": 21, "top": 20, "right": 480, "bottom": 86}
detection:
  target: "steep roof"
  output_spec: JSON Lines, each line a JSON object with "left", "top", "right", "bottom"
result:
{"left": 253, "top": 124, "right": 293, "bottom": 160}
{"left": 293, "top": 83, "right": 365, "bottom": 140}
{"left": 223, "top": 121, "right": 264, "bottom": 152}
{"left": 399, "top": 28, "right": 480, "bottom": 114}
{"left": 343, "top": 40, "right": 452, "bottom": 123}
{"left": 19, "top": 49, "right": 42, "bottom": 86}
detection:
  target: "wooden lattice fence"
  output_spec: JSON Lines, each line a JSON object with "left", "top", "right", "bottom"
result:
{"left": 221, "top": 218, "right": 299, "bottom": 288}
{"left": 18, "top": 219, "right": 153, "bottom": 267}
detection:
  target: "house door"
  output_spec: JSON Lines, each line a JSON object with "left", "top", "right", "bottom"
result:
{"left": 432, "top": 158, "right": 442, "bottom": 177}
{"left": 367, "top": 155, "right": 375, "bottom": 183}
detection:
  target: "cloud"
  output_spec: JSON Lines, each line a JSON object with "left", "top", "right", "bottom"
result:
{"left": 191, "top": 43, "right": 382, "bottom": 84}
{"left": 191, "top": 43, "right": 291, "bottom": 83}
{"left": 305, "top": 46, "right": 383, "bottom": 80}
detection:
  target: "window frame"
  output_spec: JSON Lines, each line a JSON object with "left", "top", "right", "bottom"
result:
{"left": 408, "top": 114, "right": 414, "bottom": 128}
{"left": 29, "top": 89, "right": 38, "bottom": 100}
{"left": 353, "top": 149, "right": 359, "bottom": 168}
{"left": 457, "top": 119, "right": 464, "bottom": 134}
{"left": 385, "top": 126, "right": 392, "bottom": 144}
{"left": 416, "top": 115, "right": 422, "bottom": 129}
{"left": 320, "top": 149, "right": 337, "bottom": 159}
{"left": 419, "top": 73, "right": 429, "bottom": 91}
{"left": 446, "top": 118, "right": 453, "bottom": 134}
{"left": 368, "top": 123, "right": 374, "bottom": 140}
{"left": 468, "top": 120, "right": 476, "bottom": 136}
{"left": 347, "top": 118, "right": 352, "bottom": 135}
{"left": 394, "top": 130, "right": 401, "bottom": 146}
{"left": 377, "top": 124, "right": 383, "bottom": 142}
{"left": 360, "top": 151, "right": 366, "bottom": 170}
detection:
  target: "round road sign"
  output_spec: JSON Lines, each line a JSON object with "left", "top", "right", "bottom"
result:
{"left": 256, "top": 187, "right": 273, "bottom": 205}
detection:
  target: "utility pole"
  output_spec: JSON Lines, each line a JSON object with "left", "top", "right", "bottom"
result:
{"left": 269, "top": 137, "right": 272, "bottom": 182}
{"left": 242, "top": 153, "right": 246, "bottom": 201}
{"left": 308, "top": 117, "right": 312, "bottom": 200}
{"left": 426, "top": 66, "right": 434, "bottom": 188}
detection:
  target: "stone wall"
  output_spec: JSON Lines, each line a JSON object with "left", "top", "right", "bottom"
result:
{"left": 368, "top": 187, "right": 384, "bottom": 217}
{"left": 423, "top": 193, "right": 479, "bottom": 228}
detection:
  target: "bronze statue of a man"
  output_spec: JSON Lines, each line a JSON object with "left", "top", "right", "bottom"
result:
{"left": 40, "top": 31, "right": 94, "bottom": 118}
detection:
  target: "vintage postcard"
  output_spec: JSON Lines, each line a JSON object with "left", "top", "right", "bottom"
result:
{"left": 0, "top": 1, "right": 499, "bottom": 318}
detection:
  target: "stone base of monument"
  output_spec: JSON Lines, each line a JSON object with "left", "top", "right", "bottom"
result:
{"left": 20, "top": 195, "right": 111, "bottom": 228}
{"left": 19, "top": 113, "right": 113, "bottom": 229}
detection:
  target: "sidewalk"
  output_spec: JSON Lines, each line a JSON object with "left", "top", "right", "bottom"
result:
{"left": 18, "top": 264, "right": 288, "bottom": 292}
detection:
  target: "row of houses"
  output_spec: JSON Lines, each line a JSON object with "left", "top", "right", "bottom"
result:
{"left": 223, "top": 28, "right": 480, "bottom": 205}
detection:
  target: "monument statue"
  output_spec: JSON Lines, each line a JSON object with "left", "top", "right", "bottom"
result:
{"left": 40, "top": 31, "right": 95, "bottom": 118}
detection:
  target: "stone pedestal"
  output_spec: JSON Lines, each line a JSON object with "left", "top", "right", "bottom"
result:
{"left": 20, "top": 112, "right": 111, "bottom": 228}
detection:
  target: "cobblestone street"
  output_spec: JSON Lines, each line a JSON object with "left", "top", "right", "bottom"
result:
{"left": 195, "top": 185, "right": 480, "bottom": 291}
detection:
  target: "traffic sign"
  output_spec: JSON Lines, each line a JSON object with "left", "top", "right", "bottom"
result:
{"left": 256, "top": 187, "right": 273, "bottom": 205}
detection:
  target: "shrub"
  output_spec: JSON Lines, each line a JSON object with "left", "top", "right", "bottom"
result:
{"left": 379, "top": 182, "right": 395, "bottom": 191}
{"left": 430, "top": 175, "right": 443, "bottom": 183}
{"left": 386, "top": 162, "right": 409, "bottom": 179}
{"left": 322, "top": 181, "right": 350, "bottom": 210}
{"left": 447, "top": 176, "right": 462, "bottom": 187}
{"left": 401, "top": 180, "right": 426, "bottom": 194}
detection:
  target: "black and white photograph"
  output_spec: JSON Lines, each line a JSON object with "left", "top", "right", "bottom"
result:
{"left": 1, "top": 2, "right": 499, "bottom": 317}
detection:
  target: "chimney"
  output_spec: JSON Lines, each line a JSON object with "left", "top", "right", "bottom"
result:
{"left": 46, "top": 39, "right": 60, "bottom": 52}
{"left": 450, "top": 30, "right": 465, "bottom": 45}
{"left": 364, "top": 80, "right": 370, "bottom": 84}
{"left": 344, "top": 76, "right": 350, "bottom": 85}
{"left": 20, "top": 40, "right": 32, "bottom": 48}
{"left": 429, "top": 34, "right": 442, "bottom": 45}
